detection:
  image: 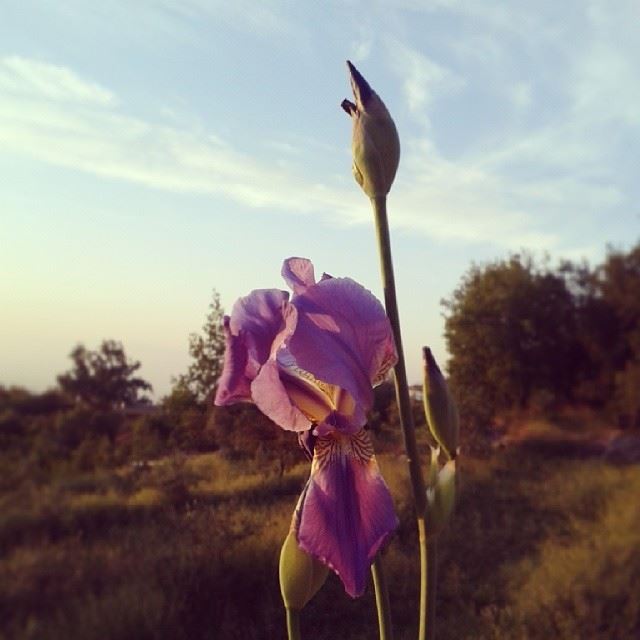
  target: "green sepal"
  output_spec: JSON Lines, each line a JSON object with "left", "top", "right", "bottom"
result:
{"left": 279, "top": 530, "right": 329, "bottom": 611}
{"left": 425, "top": 457, "right": 456, "bottom": 538}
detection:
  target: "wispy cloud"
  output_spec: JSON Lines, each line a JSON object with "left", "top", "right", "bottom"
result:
{"left": 153, "top": 0, "right": 301, "bottom": 39}
{"left": 350, "top": 25, "right": 374, "bottom": 62}
{"left": 385, "top": 39, "right": 464, "bottom": 121}
{"left": 0, "top": 57, "right": 116, "bottom": 106}
{"left": 0, "top": 54, "right": 628, "bottom": 255}
{"left": 0, "top": 55, "right": 366, "bottom": 223}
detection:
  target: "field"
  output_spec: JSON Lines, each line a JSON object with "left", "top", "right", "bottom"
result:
{"left": 2, "top": 419, "right": 640, "bottom": 640}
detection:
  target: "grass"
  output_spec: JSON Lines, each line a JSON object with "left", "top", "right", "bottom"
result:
{"left": 1, "top": 425, "right": 640, "bottom": 639}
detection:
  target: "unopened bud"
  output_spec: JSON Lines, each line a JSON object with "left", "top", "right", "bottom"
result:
{"left": 279, "top": 530, "right": 329, "bottom": 611}
{"left": 342, "top": 61, "right": 400, "bottom": 198}
{"left": 426, "top": 448, "right": 456, "bottom": 537}
{"left": 423, "top": 347, "right": 459, "bottom": 460}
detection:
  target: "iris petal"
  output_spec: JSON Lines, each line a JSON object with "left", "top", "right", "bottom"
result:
{"left": 282, "top": 257, "right": 317, "bottom": 294}
{"left": 294, "top": 430, "right": 398, "bottom": 598}
{"left": 289, "top": 277, "right": 397, "bottom": 423}
{"left": 214, "top": 316, "right": 252, "bottom": 405}
{"left": 251, "top": 360, "right": 311, "bottom": 432}
{"left": 229, "top": 288, "right": 294, "bottom": 377}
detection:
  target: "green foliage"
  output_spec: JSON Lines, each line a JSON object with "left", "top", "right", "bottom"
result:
{"left": 444, "top": 255, "right": 576, "bottom": 416}
{"left": 443, "top": 254, "right": 582, "bottom": 438}
{"left": 57, "top": 340, "right": 152, "bottom": 410}
{"left": 160, "top": 290, "right": 226, "bottom": 453}
{"left": 130, "top": 415, "right": 168, "bottom": 461}
{"left": 597, "top": 244, "right": 640, "bottom": 426}
{"left": 443, "top": 242, "right": 640, "bottom": 443}
{"left": 210, "top": 403, "right": 302, "bottom": 474}
{"left": 161, "top": 381, "right": 213, "bottom": 452}
{"left": 174, "top": 290, "right": 226, "bottom": 405}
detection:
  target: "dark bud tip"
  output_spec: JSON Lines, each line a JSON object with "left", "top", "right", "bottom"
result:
{"left": 341, "top": 98, "right": 357, "bottom": 116}
{"left": 423, "top": 346, "right": 442, "bottom": 374}
{"left": 346, "top": 60, "right": 373, "bottom": 107}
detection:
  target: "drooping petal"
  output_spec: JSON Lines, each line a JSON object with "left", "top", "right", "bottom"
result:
{"left": 288, "top": 277, "right": 397, "bottom": 429}
{"left": 228, "top": 288, "right": 294, "bottom": 378}
{"left": 294, "top": 430, "right": 398, "bottom": 598}
{"left": 216, "top": 288, "right": 302, "bottom": 425}
{"left": 214, "top": 316, "right": 252, "bottom": 405}
{"left": 282, "top": 257, "right": 316, "bottom": 295}
{"left": 251, "top": 360, "right": 311, "bottom": 432}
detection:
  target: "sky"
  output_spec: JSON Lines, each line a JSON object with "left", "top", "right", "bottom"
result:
{"left": 1, "top": 0, "right": 639, "bottom": 399}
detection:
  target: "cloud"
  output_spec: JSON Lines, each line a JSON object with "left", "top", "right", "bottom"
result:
{"left": 0, "top": 54, "right": 626, "bottom": 257}
{"left": 153, "top": 0, "right": 301, "bottom": 39}
{"left": 385, "top": 40, "right": 464, "bottom": 121}
{"left": 570, "top": 42, "right": 640, "bottom": 127}
{"left": 351, "top": 26, "right": 374, "bottom": 62}
{"left": 391, "top": 140, "right": 560, "bottom": 249}
{"left": 0, "top": 55, "right": 366, "bottom": 224}
{"left": 0, "top": 56, "right": 116, "bottom": 106}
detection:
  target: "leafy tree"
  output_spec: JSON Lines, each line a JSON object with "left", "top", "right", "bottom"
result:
{"left": 174, "top": 290, "right": 226, "bottom": 406}
{"left": 443, "top": 254, "right": 583, "bottom": 433}
{"left": 598, "top": 243, "right": 640, "bottom": 363}
{"left": 560, "top": 243, "right": 640, "bottom": 417}
{"left": 597, "top": 243, "right": 640, "bottom": 425}
{"left": 58, "top": 340, "right": 152, "bottom": 409}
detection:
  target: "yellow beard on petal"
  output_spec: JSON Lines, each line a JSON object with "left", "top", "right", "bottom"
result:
{"left": 279, "top": 365, "right": 356, "bottom": 425}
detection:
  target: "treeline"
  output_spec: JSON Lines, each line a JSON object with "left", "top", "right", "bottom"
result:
{"left": 0, "top": 293, "right": 300, "bottom": 489}
{"left": 444, "top": 242, "right": 640, "bottom": 439}
{"left": 2, "top": 241, "right": 638, "bottom": 480}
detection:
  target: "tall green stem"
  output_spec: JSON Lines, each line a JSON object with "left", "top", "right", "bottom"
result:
{"left": 371, "top": 195, "right": 429, "bottom": 639}
{"left": 371, "top": 556, "right": 394, "bottom": 640}
{"left": 286, "top": 609, "right": 301, "bottom": 640}
{"left": 425, "top": 540, "right": 438, "bottom": 640}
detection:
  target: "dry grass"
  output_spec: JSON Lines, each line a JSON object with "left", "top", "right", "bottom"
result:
{"left": 2, "top": 426, "right": 640, "bottom": 639}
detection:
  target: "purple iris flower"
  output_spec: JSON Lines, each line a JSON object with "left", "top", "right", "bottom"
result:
{"left": 215, "top": 257, "right": 399, "bottom": 598}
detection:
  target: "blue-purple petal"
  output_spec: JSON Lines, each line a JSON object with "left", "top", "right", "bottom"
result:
{"left": 288, "top": 277, "right": 397, "bottom": 426}
{"left": 214, "top": 316, "right": 252, "bottom": 405}
{"left": 229, "top": 289, "right": 293, "bottom": 378}
{"left": 251, "top": 360, "right": 311, "bottom": 432}
{"left": 294, "top": 430, "right": 398, "bottom": 598}
{"left": 282, "top": 257, "right": 316, "bottom": 295}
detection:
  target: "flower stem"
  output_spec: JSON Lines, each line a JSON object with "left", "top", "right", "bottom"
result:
{"left": 286, "top": 609, "right": 301, "bottom": 640}
{"left": 425, "top": 540, "right": 438, "bottom": 640}
{"left": 371, "top": 195, "right": 429, "bottom": 640}
{"left": 371, "top": 555, "right": 394, "bottom": 640}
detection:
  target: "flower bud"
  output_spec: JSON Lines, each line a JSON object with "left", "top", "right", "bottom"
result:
{"left": 342, "top": 61, "right": 400, "bottom": 198}
{"left": 426, "top": 448, "right": 456, "bottom": 537}
{"left": 422, "top": 347, "right": 459, "bottom": 460}
{"left": 279, "top": 530, "right": 329, "bottom": 611}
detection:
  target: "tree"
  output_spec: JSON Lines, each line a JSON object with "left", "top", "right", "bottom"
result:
{"left": 597, "top": 243, "right": 640, "bottom": 426}
{"left": 58, "top": 340, "right": 152, "bottom": 409}
{"left": 174, "top": 290, "right": 226, "bottom": 406}
{"left": 442, "top": 254, "right": 583, "bottom": 433}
